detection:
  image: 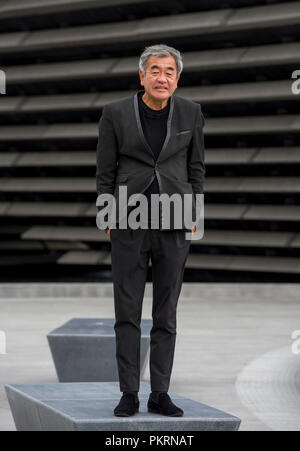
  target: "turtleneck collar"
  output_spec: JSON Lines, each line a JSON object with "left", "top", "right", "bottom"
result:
{"left": 138, "top": 90, "right": 170, "bottom": 116}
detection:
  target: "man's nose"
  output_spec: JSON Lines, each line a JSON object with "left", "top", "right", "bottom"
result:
{"left": 157, "top": 72, "right": 167, "bottom": 82}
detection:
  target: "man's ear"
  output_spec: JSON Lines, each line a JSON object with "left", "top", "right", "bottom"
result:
{"left": 139, "top": 70, "right": 145, "bottom": 87}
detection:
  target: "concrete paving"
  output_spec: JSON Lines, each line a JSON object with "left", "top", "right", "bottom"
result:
{"left": 0, "top": 282, "right": 299, "bottom": 431}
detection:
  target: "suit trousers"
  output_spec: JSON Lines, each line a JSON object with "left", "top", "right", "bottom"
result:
{"left": 110, "top": 228, "right": 191, "bottom": 393}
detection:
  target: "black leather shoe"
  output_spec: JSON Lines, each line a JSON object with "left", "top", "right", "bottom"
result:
{"left": 114, "top": 393, "right": 139, "bottom": 417}
{"left": 147, "top": 392, "right": 184, "bottom": 417}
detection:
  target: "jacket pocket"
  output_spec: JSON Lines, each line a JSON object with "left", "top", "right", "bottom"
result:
{"left": 176, "top": 129, "right": 192, "bottom": 135}
{"left": 175, "top": 130, "right": 193, "bottom": 150}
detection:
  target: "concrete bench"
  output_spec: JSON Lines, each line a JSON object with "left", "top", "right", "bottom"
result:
{"left": 5, "top": 381, "right": 241, "bottom": 431}
{"left": 47, "top": 318, "right": 152, "bottom": 382}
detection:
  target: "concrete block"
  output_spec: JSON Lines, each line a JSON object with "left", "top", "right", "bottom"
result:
{"left": 5, "top": 381, "right": 241, "bottom": 431}
{"left": 47, "top": 318, "right": 152, "bottom": 382}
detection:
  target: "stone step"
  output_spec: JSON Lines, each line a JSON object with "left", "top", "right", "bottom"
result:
{"left": 5, "top": 381, "right": 241, "bottom": 431}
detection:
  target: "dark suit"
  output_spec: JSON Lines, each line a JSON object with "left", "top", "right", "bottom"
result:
{"left": 96, "top": 89, "right": 205, "bottom": 231}
{"left": 96, "top": 89, "right": 205, "bottom": 392}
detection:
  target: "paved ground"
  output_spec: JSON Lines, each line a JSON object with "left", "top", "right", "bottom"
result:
{"left": 0, "top": 282, "right": 299, "bottom": 431}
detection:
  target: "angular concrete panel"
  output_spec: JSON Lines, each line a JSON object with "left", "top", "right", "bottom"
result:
{"left": 2, "top": 3, "right": 300, "bottom": 55}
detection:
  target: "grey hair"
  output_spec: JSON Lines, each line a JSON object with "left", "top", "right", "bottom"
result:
{"left": 139, "top": 44, "right": 183, "bottom": 77}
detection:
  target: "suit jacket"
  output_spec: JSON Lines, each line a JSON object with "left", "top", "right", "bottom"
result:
{"left": 96, "top": 89, "right": 205, "bottom": 230}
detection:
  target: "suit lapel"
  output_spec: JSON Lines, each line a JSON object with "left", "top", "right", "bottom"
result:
{"left": 133, "top": 90, "right": 175, "bottom": 163}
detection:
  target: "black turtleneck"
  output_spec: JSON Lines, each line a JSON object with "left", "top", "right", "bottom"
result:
{"left": 138, "top": 90, "right": 170, "bottom": 161}
{"left": 138, "top": 91, "right": 170, "bottom": 227}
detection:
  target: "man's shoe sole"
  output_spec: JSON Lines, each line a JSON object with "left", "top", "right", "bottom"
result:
{"left": 148, "top": 407, "right": 183, "bottom": 417}
{"left": 114, "top": 407, "right": 139, "bottom": 417}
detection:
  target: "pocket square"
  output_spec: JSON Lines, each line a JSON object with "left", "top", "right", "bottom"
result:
{"left": 176, "top": 130, "right": 192, "bottom": 135}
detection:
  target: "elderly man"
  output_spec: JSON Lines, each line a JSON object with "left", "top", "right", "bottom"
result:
{"left": 96, "top": 44, "right": 205, "bottom": 417}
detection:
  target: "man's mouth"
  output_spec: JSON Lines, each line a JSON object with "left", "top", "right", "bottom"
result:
{"left": 155, "top": 87, "right": 167, "bottom": 91}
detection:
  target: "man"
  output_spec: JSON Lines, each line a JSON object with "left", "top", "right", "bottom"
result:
{"left": 96, "top": 44, "right": 205, "bottom": 417}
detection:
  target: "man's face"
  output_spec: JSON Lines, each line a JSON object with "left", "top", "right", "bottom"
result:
{"left": 139, "top": 55, "right": 180, "bottom": 101}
